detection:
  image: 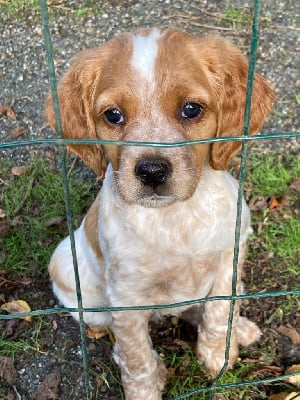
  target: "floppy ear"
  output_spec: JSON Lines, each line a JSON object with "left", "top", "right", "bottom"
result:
{"left": 45, "top": 51, "right": 106, "bottom": 179}
{"left": 203, "top": 37, "right": 275, "bottom": 170}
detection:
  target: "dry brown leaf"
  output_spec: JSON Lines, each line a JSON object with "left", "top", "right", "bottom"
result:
{"left": 269, "top": 195, "right": 290, "bottom": 212}
{"left": 1, "top": 300, "right": 32, "bottom": 322}
{"left": 5, "top": 107, "right": 17, "bottom": 121}
{"left": 11, "top": 166, "right": 32, "bottom": 176}
{"left": 277, "top": 325, "right": 300, "bottom": 345}
{"left": 249, "top": 195, "right": 269, "bottom": 212}
{"left": 11, "top": 125, "right": 27, "bottom": 138}
{"left": 86, "top": 326, "right": 112, "bottom": 340}
{"left": 46, "top": 0, "right": 65, "bottom": 5}
{"left": 286, "top": 365, "right": 300, "bottom": 386}
{"left": 0, "top": 356, "right": 17, "bottom": 386}
{"left": 32, "top": 368, "right": 61, "bottom": 400}
{"left": 269, "top": 393, "right": 300, "bottom": 400}
{"left": 269, "top": 196, "right": 282, "bottom": 211}
{"left": 52, "top": 320, "right": 58, "bottom": 330}
{"left": 0, "top": 105, "right": 16, "bottom": 119}
{"left": 0, "top": 219, "right": 11, "bottom": 239}
{"left": 0, "top": 105, "right": 7, "bottom": 114}
{"left": 43, "top": 216, "right": 64, "bottom": 228}
{"left": 167, "top": 367, "right": 176, "bottom": 379}
{"left": 173, "top": 338, "right": 190, "bottom": 350}
{"left": 290, "top": 179, "right": 300, "bottom": 193}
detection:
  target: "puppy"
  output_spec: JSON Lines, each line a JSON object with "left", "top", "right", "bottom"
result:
{"left": 45, "top": 28, "right": 274, "bottom": 400}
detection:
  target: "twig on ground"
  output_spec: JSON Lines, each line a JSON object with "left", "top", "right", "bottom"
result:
{"left": 67, "top": 157, "right": 77, "bottom": 178}
{"left": 164, "top": 14, "right": 240, "bottom": 31}
{"left": 13, "top": 176, "right": 35, "bottom": 216}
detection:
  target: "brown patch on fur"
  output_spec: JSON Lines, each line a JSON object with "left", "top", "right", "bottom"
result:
{"left": 45, "top": 32, "right": 136, "bottom": 179}
{"left": 48, "top": 257, "right": 74, "bottom": 294}
{"left": 196, "top": 36, "right": 275, "bottom": 170}
{"left": 83, "top": 193, "right": 102, "bottom": 260}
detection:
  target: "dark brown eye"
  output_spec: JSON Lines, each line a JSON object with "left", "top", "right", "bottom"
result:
{"left": 104, "top": 108, "right": 125, "bottom": 125}
{"left": 181, "top": 103, "right": 204, "bottom": 119}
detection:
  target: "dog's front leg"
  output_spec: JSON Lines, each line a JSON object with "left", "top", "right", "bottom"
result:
{"left": 196, "top": 249, "right": 241, "bottom": 377}
{"left": 112, "top": 310, "right": 167, "bottom": 400}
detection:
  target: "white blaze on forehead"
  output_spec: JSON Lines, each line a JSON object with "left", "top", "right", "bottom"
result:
{"left": 131, "top": 29, "right": 161, "bottom": 82}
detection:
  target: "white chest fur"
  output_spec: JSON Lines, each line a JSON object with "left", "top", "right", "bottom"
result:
{"left": 97, "top": 165, "right": 251, "bottom": 308}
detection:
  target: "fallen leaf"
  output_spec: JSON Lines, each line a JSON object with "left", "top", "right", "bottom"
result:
{"left": 1, "top": 300, "right": 32, "bottom": 322}
{"left": 43, "top": 216, "right": 65, "bottom": 228}
{"left": 0, "top": 356, "right": 17, "bottom": 386}
{"left": 6, "top": 107, "right": 17, "bottom": 121}
{"left": 0, "top": 219, "right": 11, "bottom": 239}
{"left": 277, "top": 325, "right": 300, "bottom": 345}
{"left": 167, "top": 367, "right": 175, "bottom": 379}
{"left": 249, "top": 195, "right": 269, "bottom": 212}
{"left": 32, "top": 368, "right": 61, "bottom": 400}
{"left": 269, "top": 393, "right": 300, "bottom": 400}
{"left": 47, "top": 0, "right": 65, "bottom": 6}
{"left": 182, "top": 355, "right": 191, "bottom": 368}
{"left": 269, "top": 195, "right": 289, "bottom": 212}
{"left": 86, "top": 326, "right": 112, "bottom": 340}
{"left": 269, "top": 196, "right": 282, "bottom": 211}
{"left": 0, "top": 208, "right": 5, "bottom": 218}
{"left": 11, "top": 166, "right": 32, "bottom": 176}
{"left": 290, "top": 179, "right": 300, "bottom": 193}
{"left": 286, "top": 365, "right": 300, "bottom": 386}
{"left": 0, "top": 105, "right": 17, "bottom": 121}
{"left": 5, "top": 319, "right": 31, "bottom": 340}
{"left": 11, "top": 125, "right": 27, "bottom": 138}
{"left": 173, "top": 338, "right": 190, "bottom": 350}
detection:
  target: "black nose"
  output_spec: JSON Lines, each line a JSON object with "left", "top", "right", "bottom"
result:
{"left": 135, "top": 157, "right": 172, "bottom": 188}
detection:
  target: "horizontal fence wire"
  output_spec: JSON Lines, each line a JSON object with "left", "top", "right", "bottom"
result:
{"left": 0, "top": 0, "right": 299, "bottom": 399}
{"left": 1, "top": 132, "right": 300, "bottom": 150}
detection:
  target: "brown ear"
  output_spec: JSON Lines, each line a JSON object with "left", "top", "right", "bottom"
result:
{"left": 204, "top": 37, "right": 275, "bottom": 170}
{"left": 45, "top": 53, "right": 106, "bottom": 179}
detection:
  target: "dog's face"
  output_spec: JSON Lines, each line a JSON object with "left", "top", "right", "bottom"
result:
{"left": 45, "top": 28, "right": 274, "bottom": 207}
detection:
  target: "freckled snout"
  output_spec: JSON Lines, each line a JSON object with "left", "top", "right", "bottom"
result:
{"left": 135, "top": 157, "right": 172, "bottom": 188}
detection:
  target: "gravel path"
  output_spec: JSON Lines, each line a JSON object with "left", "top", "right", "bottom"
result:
{"left": 0, "top": 1, "right": 299, "bottom": 399}
{"left": 0, "top": 0, "right": 299, "bottom": 160}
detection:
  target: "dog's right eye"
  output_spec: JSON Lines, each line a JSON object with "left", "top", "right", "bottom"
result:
{"left": 103, "top": 108, "right": 125, "bottom": 125}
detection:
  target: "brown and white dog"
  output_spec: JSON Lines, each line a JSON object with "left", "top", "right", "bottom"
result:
{"left": 45, "top": 28, "right": 274, "bottom": 399}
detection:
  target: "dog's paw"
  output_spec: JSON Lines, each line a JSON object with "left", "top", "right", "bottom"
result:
{"left": 237, "top": 317, "right": 262, "bottom": 346}
{"left": 152, "top": 350, "right": 168, "bottom": 391}
{"left": 196, "top": 333, "right": 239, "bottom": 377}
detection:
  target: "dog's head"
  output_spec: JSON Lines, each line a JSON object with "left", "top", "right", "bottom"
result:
{"left": 45, "top": 28, "right": 274, "bottom": 207}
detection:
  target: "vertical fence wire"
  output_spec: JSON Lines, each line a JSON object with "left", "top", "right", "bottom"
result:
{"left": 39, "top": 1, "right": 91, "bottom": 398}
{"left": 207, "top": 0, "right": 263, "bottom": 398}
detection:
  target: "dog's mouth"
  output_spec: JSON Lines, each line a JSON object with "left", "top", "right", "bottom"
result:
{"left": 136, "top": 192, "right": 177, "bottom": 208}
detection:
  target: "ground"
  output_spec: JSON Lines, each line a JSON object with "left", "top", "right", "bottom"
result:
{"left": 0, "top": 1, "right": 299, "bottom": 399}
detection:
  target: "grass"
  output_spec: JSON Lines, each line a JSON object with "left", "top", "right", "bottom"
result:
{"left": 0, "top": 150, "right": 299, "bottom": 398}
{"left": 161, "top": 348, "right": 267, "bottom": 399}
{"left": 0, "top": 158, "right": 94, "bottom": 278}
{"left": 222, "top": 7, "right": 252, "bottom": 27}
{"left": 0, "top": 0, "right": 94, "bottom": 23}
{"left": 246, "top": 152, "right": 299, "bottom": 196}
{"left": 246, "top": 152, "right": 300, "bottom": 276}
{"left": 0, "top": 0, "right": 40, "bottom": 22}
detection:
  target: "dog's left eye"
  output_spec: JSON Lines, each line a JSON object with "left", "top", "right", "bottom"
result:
{"left": 181, "top": 103, "right": 204, "bottom": 119}
{"left": 103, "top": 108, "right": 125, "bottom": 125}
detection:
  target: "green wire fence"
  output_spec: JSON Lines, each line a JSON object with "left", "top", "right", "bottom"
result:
{"left": 1, "top": 0, "right": 300, "bottom": 399}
